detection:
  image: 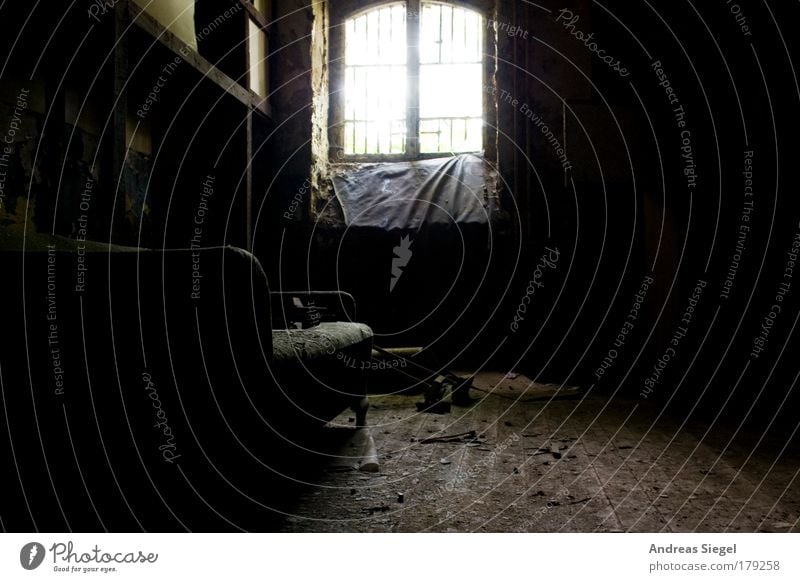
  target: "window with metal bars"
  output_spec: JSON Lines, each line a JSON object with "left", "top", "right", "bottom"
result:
{"left": 342, "top": 1, "right": 484, "bottom": 158}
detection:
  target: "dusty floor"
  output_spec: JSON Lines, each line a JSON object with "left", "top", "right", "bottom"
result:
{"left": 275, "top": 372, "right": 800, "bottom": 532}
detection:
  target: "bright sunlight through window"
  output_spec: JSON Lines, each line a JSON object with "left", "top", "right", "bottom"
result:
{"left": 343, "top": 2, "right": 484, "bottom": 157}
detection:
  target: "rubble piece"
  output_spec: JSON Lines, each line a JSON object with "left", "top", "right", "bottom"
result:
{"left": 353, "top": 428, "right": 380, "bottom": 473}
{"left": 532, "top": 441, "right": 564, "bottom": 459}
{"left": 364, "top": 504, "right": 390, "bottom": 514}
{"left": 420, "top": 430, "right": 478, "bottom": 444}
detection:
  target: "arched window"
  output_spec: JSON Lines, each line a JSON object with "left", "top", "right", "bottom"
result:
{"left": 340, "top": 2, "right": 485, "bottom": 158}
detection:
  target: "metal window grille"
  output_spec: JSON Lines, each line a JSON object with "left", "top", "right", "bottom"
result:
{"left": 343, "top": 2, "right": 483, "bottom": 157}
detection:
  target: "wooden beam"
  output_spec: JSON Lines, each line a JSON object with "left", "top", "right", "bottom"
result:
{"left": 237, "top": 0, "right": 272, "bottom": 33}
{"left": 127, "top": 0, "right": 271, "bottom": 118}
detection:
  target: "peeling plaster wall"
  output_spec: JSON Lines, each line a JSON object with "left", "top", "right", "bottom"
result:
{"left": 270, "top": 0, "right": 317, "bottom": 223}
{"left": 0, "top": 0, "right": 123, "bottom": 243}
{"left": 309, "top": 0, "right": 330, "bottom": 211}
{"left": 0, "top": 81, "right": 46, "bottom": 233}
{"left": 0, "top": 81, "right": 112, "bottom": 239}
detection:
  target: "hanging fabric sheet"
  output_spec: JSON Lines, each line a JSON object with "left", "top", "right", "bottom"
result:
{"left": 331, "top": 154, "right": 491, "bottom": 230}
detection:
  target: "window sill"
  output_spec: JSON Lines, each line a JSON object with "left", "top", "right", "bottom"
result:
{"left": 330, "top": 150, "right": 485, "bottom": 165}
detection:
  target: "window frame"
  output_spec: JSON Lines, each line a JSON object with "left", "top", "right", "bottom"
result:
{"left": 329, "top": 0, "right": 496, "bottom": 163}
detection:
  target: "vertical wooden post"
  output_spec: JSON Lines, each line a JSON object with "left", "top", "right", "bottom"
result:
{"left": 246, "top": 109, "right": 253, "bottom": 251}
{"left": 244, "top": 9, "right": 254, "bottom": 251}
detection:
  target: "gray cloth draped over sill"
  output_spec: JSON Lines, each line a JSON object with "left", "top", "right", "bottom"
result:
{"left": 331, "top": 153, "right": 491, "bottom": 230}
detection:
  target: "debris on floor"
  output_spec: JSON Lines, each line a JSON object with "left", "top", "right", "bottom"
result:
{"left": 273, "top": 372, "right": 800, "bottom": 533}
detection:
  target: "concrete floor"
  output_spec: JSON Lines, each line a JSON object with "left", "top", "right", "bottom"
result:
{"left": 276, "top": 372, "right": 800, "bottom": 532}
